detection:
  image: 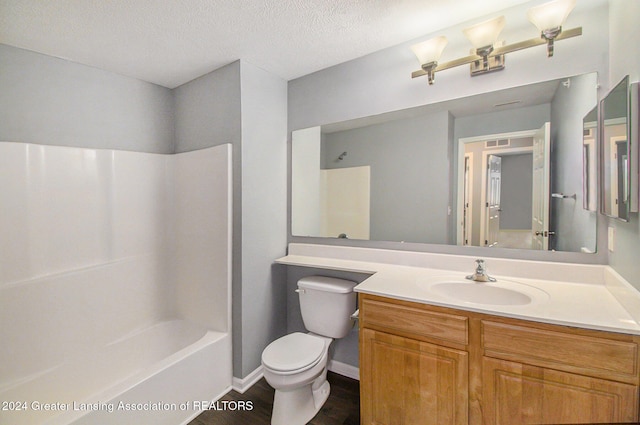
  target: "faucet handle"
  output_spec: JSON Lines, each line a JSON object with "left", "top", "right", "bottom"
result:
{"left": 475, "top": 259, "right": 486, "bottom": 271}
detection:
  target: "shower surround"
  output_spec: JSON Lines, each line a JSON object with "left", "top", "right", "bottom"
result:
{"left": 0, "top": 142, "right": 232, "bottom": 425}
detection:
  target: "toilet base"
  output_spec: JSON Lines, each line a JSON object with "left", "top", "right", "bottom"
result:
{"left": 270, "top": 375, "right": 330, "bottom": 425}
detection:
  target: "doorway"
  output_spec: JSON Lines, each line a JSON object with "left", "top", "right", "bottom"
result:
{"left": 457, "top": 124, "right": 549, "bottom": 250}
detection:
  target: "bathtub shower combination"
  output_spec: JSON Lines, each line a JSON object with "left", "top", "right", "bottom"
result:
{"left": 0, "top": 142, "right": 233, "bottom": 425}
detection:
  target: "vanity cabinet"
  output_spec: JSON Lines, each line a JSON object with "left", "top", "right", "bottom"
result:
{"left": 359, "top": 296, "right": 470, "bottom": 425}
{"left": 361, "top": 329, "right": 468, "bottom": 425}
{"left": 359, "top": 294, "right": 640, "bottom": 425}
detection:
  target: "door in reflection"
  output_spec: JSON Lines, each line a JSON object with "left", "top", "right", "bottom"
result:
{"left": 486, "top": 155, "right": 502, "bottom": 247}
{"left": 532, "top": 123, "right": 551, "bottom": 250}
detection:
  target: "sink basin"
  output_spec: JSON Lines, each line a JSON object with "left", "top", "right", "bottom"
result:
{"left": 431, "top": 282, "right": 533, "bottom": 305}
{"left": 420, "top": 277, "right": 550, "bottom": 307}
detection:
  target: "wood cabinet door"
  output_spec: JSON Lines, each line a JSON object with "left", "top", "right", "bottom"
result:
{"left": 360, "top": 328, "right": 468, "bottom": 425}
{"left": 482, "top": 357, "right": 639, "bottom": 424}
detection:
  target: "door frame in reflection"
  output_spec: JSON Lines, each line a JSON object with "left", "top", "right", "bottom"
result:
{"left": 457, "top": 128, "right": 540, "bottom": 248}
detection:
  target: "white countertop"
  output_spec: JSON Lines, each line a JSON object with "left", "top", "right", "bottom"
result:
{"left": 276, "top": 244, "right": 640, "bottom": 336}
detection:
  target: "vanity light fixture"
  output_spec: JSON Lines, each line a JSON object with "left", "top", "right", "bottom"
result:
{"left": 411, "top": 0, "right": 581, "bottom": 84}
{"left": 463, "top": 16, "right": 506, "bottom": 74}
{"left": 527, "top": 0, "right": 577, "bottom": 57}
{"left": 410, "top": 36, "right": 448, "bottom": 85}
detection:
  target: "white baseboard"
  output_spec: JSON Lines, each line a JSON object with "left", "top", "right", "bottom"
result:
{"left": 328, "top": 360, "right": 360, "bottom": 381}
{"left": 232, "top": 365, "right": 264, "bottom": 394}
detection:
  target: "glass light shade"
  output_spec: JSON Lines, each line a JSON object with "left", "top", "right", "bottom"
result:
{"left": 411, "top": 36, "right": 448, "bottom": 65}
{"left": 527, "top": 0, "right": 576, "bottom": 31}
{"left": 463, "top": 15, "right": 506, "bottom": 49}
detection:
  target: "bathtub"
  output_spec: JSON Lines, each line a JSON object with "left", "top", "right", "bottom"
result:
{"left": 0, "top": 320, "right": 231, "bottom": 425}
{"left": 0, "top": 143, "right": 233, "bottom": 425}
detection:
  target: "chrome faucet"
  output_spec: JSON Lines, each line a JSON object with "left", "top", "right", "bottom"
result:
{"left": 466, "top": 259, "right": 497, "bottom": 282}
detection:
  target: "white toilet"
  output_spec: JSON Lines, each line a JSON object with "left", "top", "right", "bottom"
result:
{"left": 261, "top": 276, "right": 357, "bottom": 425}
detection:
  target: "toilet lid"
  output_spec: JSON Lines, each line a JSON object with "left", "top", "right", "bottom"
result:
{"left": 262, "top": 333, "right": 326, "bottom": 372}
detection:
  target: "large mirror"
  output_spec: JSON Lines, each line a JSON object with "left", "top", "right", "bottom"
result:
{"left": 292, "top": 72, "right": 598, "bottom": 253}
{"left": 600, "top": 76, "right": 631, "bottom": 221}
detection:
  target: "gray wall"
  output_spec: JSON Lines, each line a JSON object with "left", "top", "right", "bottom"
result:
{"left": 453, "top": 104, "right": 550, "bottom": 141}
{"left": 608, "top": 0, "right": 640, "bottom": 290}
{"left": 239, "top": 62, "right": 288, "bottom": 378}
{"left": 322, "top": 110, "right": 451, "bottom": 244}
{"left": 0, "top": 44, "right": 174, "bottom": 153}
{"left": 500, "top": 154, "right": 533, "bottom": 230}
{"left": 550, "top": 72, "right": 598, "bottom": 252}
{"left": 173, "top": 61, "right": 242, "bottom": 153}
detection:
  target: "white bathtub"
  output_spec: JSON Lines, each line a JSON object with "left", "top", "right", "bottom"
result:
{"left": 0, "top": 320, "right": 231, "bottom": 425}
{"left": 0, "top": 143, "right": 233, "bottom": 425}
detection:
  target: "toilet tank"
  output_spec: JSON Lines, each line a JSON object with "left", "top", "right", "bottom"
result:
{"left": 297, "top": 276, "right": 358, "bottom": 339}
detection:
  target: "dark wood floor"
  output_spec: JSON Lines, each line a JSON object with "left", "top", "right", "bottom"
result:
{"left": 189, "top": 372, "right": 360, "bottom": 425}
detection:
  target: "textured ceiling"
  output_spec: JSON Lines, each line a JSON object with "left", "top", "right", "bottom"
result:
{"left": 0, "top": 0, "right": 530, "bottom": 88}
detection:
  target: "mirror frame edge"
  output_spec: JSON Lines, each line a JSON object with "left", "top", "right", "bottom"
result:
{"left": 630, "top": 81, "right": 640, "bottom": 213}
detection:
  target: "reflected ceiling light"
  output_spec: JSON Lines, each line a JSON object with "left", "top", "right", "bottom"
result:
{"left": 410, "top": 36, "right": 448, "bottom": 85}
{"left": 412, "top": 0, "right": 581, "bottom": 85}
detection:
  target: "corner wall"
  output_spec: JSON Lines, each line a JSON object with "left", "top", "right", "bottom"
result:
{"left": 0, "top": 44, "right": 174, "bottom": 153}
{"left": 549, "top": 72, "right": 599, "bottom": 253}
{"left": 173, "top": 60, "right": 289, "bottom": 379}
{"left": 238, "top": 62, "right": 288, "bottom": 378}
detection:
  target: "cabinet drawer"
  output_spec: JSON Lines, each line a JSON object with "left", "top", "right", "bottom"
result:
{"left": 361, "top": 298, "right": 468, "bottom": 346}
{"left": 482, "top": 320, "right": 640, "bottom": 383}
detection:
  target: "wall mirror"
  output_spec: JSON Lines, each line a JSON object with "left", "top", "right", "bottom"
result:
{"left": 292, "top": 72, "right": 598, "bottom": 253}
{"left": 600, "top": 76, "right": 638, "bottom": 221}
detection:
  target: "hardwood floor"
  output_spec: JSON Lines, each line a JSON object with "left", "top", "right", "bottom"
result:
{"left": 189, "top": 372, "right": 360, "bottom": 425}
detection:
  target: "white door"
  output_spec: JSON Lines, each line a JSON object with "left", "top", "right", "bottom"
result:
{"left": 485, "top": 155, "right": 501, "bottom": 247}
{"left": 531, "top": 122, "right": 550, "bottom": 250}
{"left": 463, "top": 154, "right": 473, "bottom": 246}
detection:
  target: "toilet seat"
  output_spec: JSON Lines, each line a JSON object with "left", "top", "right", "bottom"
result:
{"left": 262, "top": 332, "right": 326, "bottom": 375}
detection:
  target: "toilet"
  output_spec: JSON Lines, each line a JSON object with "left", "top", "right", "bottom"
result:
{"left": 261, "top": 276, "right": 357, "bottom": 425}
